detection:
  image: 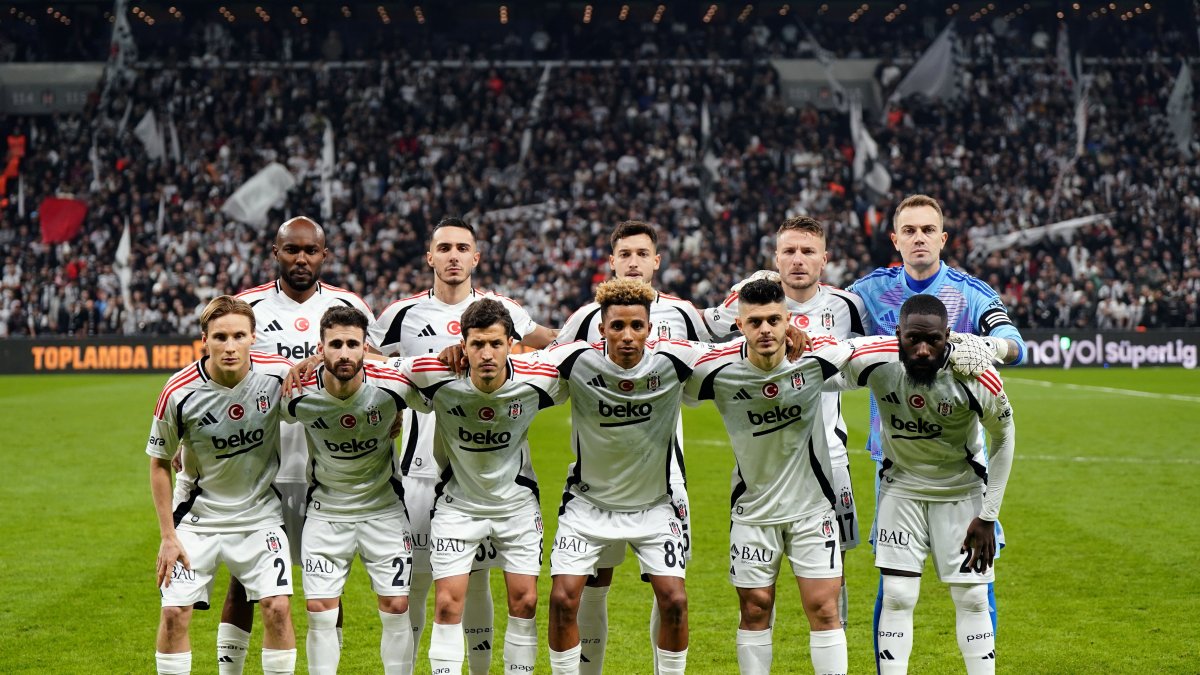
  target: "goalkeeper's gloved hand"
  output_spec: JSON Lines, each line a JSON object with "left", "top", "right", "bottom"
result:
{"left": 731, "top": 270, "right": 781, "bottom": 293}
{"left": 945, "top": 332, "right": 1009, "bottom": 378}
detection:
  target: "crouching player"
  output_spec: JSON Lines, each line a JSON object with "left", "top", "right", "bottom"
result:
{"left": 147, "top": 296, "right": 297, "bottom": 675}
{"left": 846, "top": 295, "right": 1015, "bottom": 674}
{"left": 283, "top": 306, "right": 417, "bottom": 674}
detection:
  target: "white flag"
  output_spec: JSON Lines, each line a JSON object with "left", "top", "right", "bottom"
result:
{"left": 1166, "top": 62, "right": 1194, "bottom": 158}
{"left": 851, "top": 97, "right": 890, "bottom": 195}
{"left": 221, "top": 163, "right": 297, "bottom": 226}
{"left": 133, "top": 110, "right": 164, "bottom": 161}
{"left": 115, "top": 217, "right": 133, "bottom": 309}
{"left": 89, "top": 141, "right": 101, "bottom": 192}
{"left": 889, "top": 22, "right": 959, "bottom": 106}
{"left": 1074, "top": 92, "right": 1089, "bottom": 158}
{"left": 320, "top": 121, "right": 334, "bottom": 220}
{"left": 168, "top": 111, "right": 182, "bottom": 163}
{"left": 102, "top": 0, "right": 138, "bottom": 102}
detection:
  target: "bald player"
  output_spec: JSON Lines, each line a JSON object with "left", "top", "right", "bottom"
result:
{"left": 196, "top": 217, "right": 372, "bottom": 674}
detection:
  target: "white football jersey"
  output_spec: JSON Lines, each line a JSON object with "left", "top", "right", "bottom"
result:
{"left": 236, "top": 280, "right": 373, "bottom": 484}
{"left": 555, "top": 292, "right": 711, "bottom": 487}
{"left": 539, "top": 339, "right": 706, "bottom": 512}
{"left": 706, "top": 284, "right": 870, "bottom": 468}
{"left": 282, "top": 362, "right": 414, "bottom": 522}
{"left": 398, "top": 355, "right": 567, "bottom": 518}
{"left": 685, "top": 338, "right": 853, "bottom": 525}
{"left": 146, "top": 353, "right": 292, "bottom": 533}
{"left": 369, "top": 287, "right": 538, "bottom": 480}
{"left": 845, "top": 338, "right": 1015, "bottom": 520}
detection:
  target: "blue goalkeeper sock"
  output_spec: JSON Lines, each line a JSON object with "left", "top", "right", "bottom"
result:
{"left": 988, "top": 582, "right": 997, "bottom": 633}
{"left": 873, "top": 575, "right": 884, "bottom": 674}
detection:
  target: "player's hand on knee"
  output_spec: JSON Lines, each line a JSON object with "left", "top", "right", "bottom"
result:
{"left": 960, "top": 517, "right": 996, "bottom": 574}
{"left": 157, "top": 536, "right": 190, "bottom": 588}
{"left": 283, "top": 354, "right": 322, "bottom": 396}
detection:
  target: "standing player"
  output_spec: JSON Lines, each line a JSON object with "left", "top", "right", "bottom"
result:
{"left": 844, "top": 295, "right": 1015, "bottom": 674}
{"left": 554, "top": 220, "right": 709, "bottom": 675}
{"left": 705, "top": 216, "right": 871, "bottom": 628}
{"left": 540, "top": 278, "right": 726, "bottom": 675}
{"left": 282, "top": 306, "right": 415, "bottom": 675}
{"left": 203, "top": 216, "right": 371, "bottom": 673}
{"left": 686, "top": 279, "right": 852, "bottom": 674}
{"left": 846, "top": 194, "right": 1023, "bottom": 641}
{"left": 392, "top": 299, "right": 566, "bottom": 674}
{"left": 369, "top": 217, "right": 557, "bottom": 672}
{"left": 147, "top": 296, "right": 296, "bottom": 675}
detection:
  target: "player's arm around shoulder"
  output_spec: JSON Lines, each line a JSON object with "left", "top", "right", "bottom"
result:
{"left": 702, "top": 289, "right": 741, "bottom": 339}
{"left": 839, "top": 335, "right": 900, "bottom": 387}
{"left": 390, "top": 355, "right": 454, "bottom": 412}
{"left": 510, "top": 353, "right": 570, "bottom": 407}
{"left": 968, "top": 367, "right": 1015, "bottom": 522}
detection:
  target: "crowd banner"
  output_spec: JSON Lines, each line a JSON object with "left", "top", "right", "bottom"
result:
{"left": 0, "top": 331, "right": 1196, "bottom": 374}
{"left": 1021, "top": 330, "right": 1198, "bottom": 369}
{"left": 0, "top": 337, "right": 205, "bottom": 374}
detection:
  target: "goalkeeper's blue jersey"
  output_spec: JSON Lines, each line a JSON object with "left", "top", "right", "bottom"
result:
{"left": 847, "top": 262, "right": 1025, "bottom": 461}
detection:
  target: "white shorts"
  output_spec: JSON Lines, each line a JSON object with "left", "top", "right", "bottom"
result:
{"left": 403, "top": 475, "right": 436, "bottom": 573}
{"left": 874, "top": 490, "right": 995, "bottom": 583}
{"left": 161, "top": 527, "right": 293, "bottom": 608}
{"left": 302, "top": 514, "right": 414, "bottom": 598}
{"left": 832, "top": 465, "right": 860, "bottom": 551}
{"left": 277, "top": 482, "right": 307, "bottom": 563}
{"left": 551, "top": 498, "right": 686, "bottom": 579}
{"left": 595, "top": 482, "right": 691, "bottom": 570}
{"left": 431, "top": 503, "right": 543, "bottom": 579}
{"left": 729, "top": 510, "right": 841, "bottom": 588}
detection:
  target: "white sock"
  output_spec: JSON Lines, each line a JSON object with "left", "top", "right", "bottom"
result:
{"left": 655, "top": 647, "right": 687, "bottom": 675}
{"left": 810, "top": 628, "right": 848, "bottom": 675}
{"left": 156, "top": 651, "right": 192, "bottom": 674}
{"left": 261, "top": 648, "right": 296, "bottom": 675}
{"left": 409, "top": 572, "right": 434, "bottom": 665}
{"left": 951, "top": 585, "right": 996, "bottom": 675}
{"left": 306, "top": 608, "right": 340, "bottom": 674}
{"left": 429, "top": 622, "right": 464, "bottom": 675}
{"left": 503, "top": 615, "right": 538, "bottom": 673}
{"left": 838, "top": 580, "right": 849, "bottom": 629}
{"left": 549, "top": 644, "right": 581, "bottom": 675}
{"left": 576, "top": 585, "right": 609, "bottom": 675}
{"left": 464, "top": 571, "right": 495, "bottom": 675}
{"left": 735, "top": 628, "right": 772, "bottom": 674}
{"left": 877, "top": 575, "right": 920, "bottom": 674}
{"left": 217, "top": 623, "right": 250, "bottom": 675}
{"left": 380, "top": 609, "right": 414, "bottom": 675}
{"left": 650, "top": 598, "right": 662, "bottom": 675}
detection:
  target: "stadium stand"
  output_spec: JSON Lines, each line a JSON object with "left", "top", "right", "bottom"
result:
{"left": 1, "top": 3, "right": 1197, "bottom": 336}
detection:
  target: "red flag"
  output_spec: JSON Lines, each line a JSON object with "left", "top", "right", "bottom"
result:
{"left": 39, "top": 197, "right": 87, "bottom": 243}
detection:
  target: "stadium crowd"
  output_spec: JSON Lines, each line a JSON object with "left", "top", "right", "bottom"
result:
{"left": 1, "top": 8, "right": 1197, "bottom": 337}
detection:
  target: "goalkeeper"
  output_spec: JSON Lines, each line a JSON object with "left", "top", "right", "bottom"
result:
{"left": 844, "top": 195, "right": 1024, "bottom": 664}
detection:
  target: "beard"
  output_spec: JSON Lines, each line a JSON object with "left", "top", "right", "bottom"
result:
{"left": 327, "top": 357, "right": 363, "bottom": 382}
{"left": 283, "top": 267, "right": 317, "bottom": 292}
{"left": 898, "top": 346, "right": 940, "bottom": 389}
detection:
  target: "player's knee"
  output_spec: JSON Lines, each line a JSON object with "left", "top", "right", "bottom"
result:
{"left": 379, "top": 595, "right": 409, "bottom": 615}
{"left": 549, "top": 585, "right": 580, "bottom": 621}
{"left": 507, "top": 586, "right": 537, "bottom": 619}
{"left": 803, "top": 594, "right": 841, "bottom": 629}
{"left": 881, "top": 575, "right": 920, "bottom": 612}
{"left": 656, "top": 589, "right": 688, "bottom": 626}
{"left": 160, "top": 606, "right": 191, "bottom": 636}
{"left": 259, "top": 595, "right": 292, "bottom": 626}
{"left": 949, "top": 584, "right": 989, "bottom": 614}
{"left": 738, "top": 589, "right": 773, "bottom": 624}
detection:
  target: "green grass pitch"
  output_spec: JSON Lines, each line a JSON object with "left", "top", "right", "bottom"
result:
{"left": 1, "top": 368, "right": 1198, "bottom": 673}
